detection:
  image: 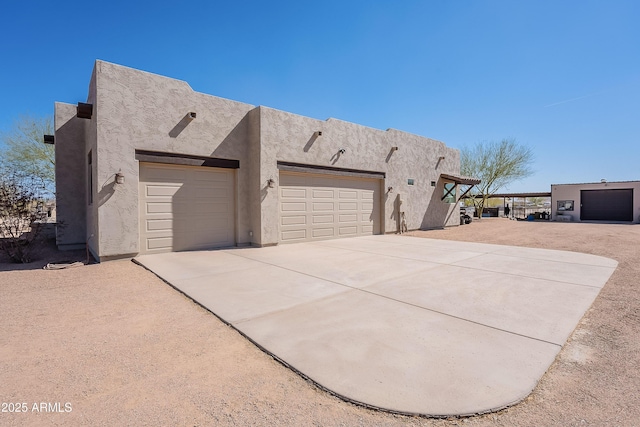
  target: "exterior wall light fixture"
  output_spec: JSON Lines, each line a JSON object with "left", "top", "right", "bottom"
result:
{"left": 188, "top": 112, "right": 197, "bottom": 120}
{"left": 387, "top": 186, "right": 393, "bottom": 193}
{"left": 314, "top": 131, "right": 322, "bottom": 137}
{"left": 392, "top": 146, "right": 399, "bottom": 151}
{"left": 438, "top": 156, "right": 446, "bottom": 160}
{"left": 338, "top": 148, "right": 346, "bottom": 154}
{"left": 115, "top": 170, "right": 125, "bottom": 185}
{"left": 267, "top": 178, "right": 275, "bottom": 188}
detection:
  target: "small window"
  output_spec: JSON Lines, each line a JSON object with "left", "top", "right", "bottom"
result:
{"left": 443, "top": 182, "right": 456, "bottom": 204}
{"left": 407, "top": 179, "right": 415, "bottom": 186}
{"left": 87, "top": 151, "right": 93, "bottom": 205}
{"left": 557, "top": 200, "right": 573, "bottom": 211}
{"left": 430, "top": 181, "right": 436, "bottom": 187}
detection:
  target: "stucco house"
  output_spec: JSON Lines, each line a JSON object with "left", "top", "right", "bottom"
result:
{"left": 53, "top": 61, "right": 477, "bottom": 261}
{"left": 551, "top": 181, "right": 640, "bottom": 223}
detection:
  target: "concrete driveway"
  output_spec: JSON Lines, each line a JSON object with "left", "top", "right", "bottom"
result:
{"left": 134, "top": 234, "right": 617, "bottom": 417}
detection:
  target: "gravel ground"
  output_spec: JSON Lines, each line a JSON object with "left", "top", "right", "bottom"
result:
{"left": 1, "top": 219, "right": 638, "bottom": 426}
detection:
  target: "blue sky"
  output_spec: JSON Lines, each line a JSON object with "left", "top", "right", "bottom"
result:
{"left": 1, "top": 1, "right": 638, "bottom": 192}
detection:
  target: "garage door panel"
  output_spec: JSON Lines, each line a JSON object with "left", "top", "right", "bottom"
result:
{"left": 192, "top": 187, "right": 230, "bottom": 198}
{"left": 143, "top": 166, "right": 186, "bottom": 181}
{"left": 313, "top": 228, "right": 335, "bottom": 238}
{"left": 339, "top": 213, "right": 357, "bottom": 222}
{"left": 187, "top": 203, "right": 231, "bottom": 214}
{"left": 312, "top": 189, "right": 334, "bottom": 198}
{"left": 147, "top": 236, "right": 173, "bottom": 250}
{"left": 193, "top": 169, "right": 227, "bottom": 180}
{"left": 339, "top": 202, "right": 358, "bottom": 210}
{"left": 145, "top": 219, "right": 173, "bottom": 231}
{"left": 339, "top": 190, "right": 357, "bottom": 199}
{"left": 282, "top": 202, "right": 306, "bottom": 212}
{"left": 281, "top": 215, "right": 306, "bottom": 225}
{"left": 313, "top": 214, "right": 335, "bottom": 224}
{"left": 182, "top": 216, "right": 231, "bottom": 229}
{"left": 184, "top": 230, "right": 231, "bottom": 246}
{"left": 362, "top": 224, "right": 374, "bottom": 233}
{"left": 140, "top": 163, "right": 235, "bottom": 254}
{"left": 146, "top": 202, "right": 173, "bottom": 214}
{"left": 206, "top": 181, "right": 234, "bottom": 191}
{"left": 313, "top": 202, "right": 335, "bottom": 211}
{"left": 279, "top": 171, "right": 380, "bottom": 243}
{"left": 361, "top": 213, "right": 373, "bottom": 222}
{"left": 282, "top": 188, "right": 306, "bottom": 198}
{"left": 281, "top": 230, "right": 306, "bottom": 241}
{"left": 339, "top": 226, "right": 357, "bottom": 236}
{"left": 146, "top": 185, "right": 181, "bottom": 197}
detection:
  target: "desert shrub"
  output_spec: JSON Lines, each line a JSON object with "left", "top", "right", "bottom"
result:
{"left": 0, "top": 172, "right": 50, "bottom": 263}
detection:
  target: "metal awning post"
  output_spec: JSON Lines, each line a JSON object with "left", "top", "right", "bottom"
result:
{"left": 458, "top": 185, "right": 475, "bottom": 201}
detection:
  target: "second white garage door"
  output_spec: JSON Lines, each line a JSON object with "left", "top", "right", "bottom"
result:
{"left": 279, "top": 171, "right": 381, "bottom": 243}
{"left": 139, "top": 162, "right": 235, "bottom": 254}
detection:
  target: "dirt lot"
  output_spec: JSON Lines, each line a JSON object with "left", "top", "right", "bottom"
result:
{"left": 1, "top": 219, "right": 638, "bottom": 426}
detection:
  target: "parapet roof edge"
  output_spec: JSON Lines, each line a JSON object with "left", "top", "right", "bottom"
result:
{"left": 94, "top": 59, "right": 257, "bottom": 109}
{"left": 551, "top": 180, "right": 640, "bottom": 186}
{"left": 93, "top": 60, "right": 450, "bottom": 147}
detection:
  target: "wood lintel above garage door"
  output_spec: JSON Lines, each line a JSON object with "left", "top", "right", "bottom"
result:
{"left": 277, "top": 161, "right": 385, "bottom": 180}
{"left": 135, "top": 150, "right": 239, "bottom": 169}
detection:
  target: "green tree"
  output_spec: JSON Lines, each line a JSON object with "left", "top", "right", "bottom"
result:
{"left": 460, "top": 138, "right": 534, "bottom": 218}
{"left": 0, "top": 115, "right": 55, "bottom": 193}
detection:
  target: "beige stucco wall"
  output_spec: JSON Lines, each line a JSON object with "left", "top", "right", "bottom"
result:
{"left": 54, "top": 102, "right": 87, "bottom": 249}
{"left": 57, "top": 60, "right": 464, "bottom": 259}
{"left": 246, "top": 107, "right": 263, "bottom": 246}
{"left": 92, "top": 61, "right": 256, "bottom": 259}
{"left": 551, "top": 182, "right": 640, "bottom": 223}
{"left": 258, "top": 107, "right": 460, "bottom": 244}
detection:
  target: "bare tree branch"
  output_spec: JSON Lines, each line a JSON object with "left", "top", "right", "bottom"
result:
{"left": 0, "top": 115, "right": 55, "bottom": 194}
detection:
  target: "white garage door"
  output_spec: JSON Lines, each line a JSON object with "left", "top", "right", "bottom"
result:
{"left": 279, "top": 171, "right": 381, "bottom": 243}
{"left": 139, "top": 162, "right": 235, "bottom": 254}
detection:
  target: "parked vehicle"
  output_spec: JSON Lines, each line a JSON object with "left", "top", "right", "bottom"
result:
{"left": 460, "top": 208, "right": 472, "bottom": 225}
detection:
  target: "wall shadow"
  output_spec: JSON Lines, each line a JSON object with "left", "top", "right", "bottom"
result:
{"left": 303, "top": 134, "right": 319, "bottom": 152}
{"left": 209, "top": 113, "right": 255, "bottom": 246}
{"left": 389, "top": 193, "right": 402, "bottom": 233}
{"left": 169, "top": 114, "right": 195, "bottom": 138}
{"left": 97, "top": 177, "right": 117, "bottom": 207}
{"left": 422, "top": 182, "right": 456, "bottom": 229}
{"left": 54, "top": 116, "right": 87, "bottom": 247}
{"left": 385, "top": 148, "right": 397, "bottom": 163}
{"left": 330, "top": 151, "right": 342, "bottom": 165}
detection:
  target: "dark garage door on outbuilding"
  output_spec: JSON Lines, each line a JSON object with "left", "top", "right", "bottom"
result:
{"left": 580, "top": 189, "right": 633, "bottom": 221}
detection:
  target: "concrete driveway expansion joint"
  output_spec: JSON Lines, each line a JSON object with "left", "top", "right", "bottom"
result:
{"left": 134, "top": 235, "right": 617, "bottom": 416}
